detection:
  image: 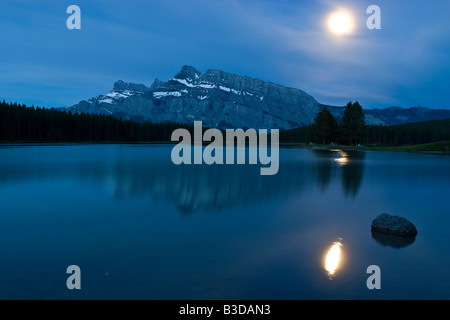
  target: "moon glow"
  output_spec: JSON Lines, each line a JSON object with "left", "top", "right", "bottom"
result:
{"left": 328, "top": 12, "right": 354, "bottom": 35}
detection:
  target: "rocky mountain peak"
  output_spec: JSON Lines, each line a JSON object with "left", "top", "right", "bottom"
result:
{"left": 113, "top": 80, "right": 151, "bottom": 93}
{"left": 174, "top": 65, "right": 202, "bottom": 80}
{"left": 65, "top": 65, "right": 450, "bottom": 129}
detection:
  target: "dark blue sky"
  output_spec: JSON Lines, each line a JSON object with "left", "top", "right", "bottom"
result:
{"left": 1, "top": 0, "right": 450, "bottom": 109}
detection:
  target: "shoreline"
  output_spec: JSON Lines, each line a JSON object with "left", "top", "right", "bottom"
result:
{"left": 1, "top": 141, "right": 449, "bottom": 155}
{"left": 280, "top": 141, "right": 450, "bottom": 155}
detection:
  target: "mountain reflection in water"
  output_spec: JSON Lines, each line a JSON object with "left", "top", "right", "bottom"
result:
{"left": 0, "top": 145, "right": 366, "bottom": 213}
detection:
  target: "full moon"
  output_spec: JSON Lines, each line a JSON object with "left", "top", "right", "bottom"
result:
{"left": 328, "top": 12, "right": 354, "bottom": 35}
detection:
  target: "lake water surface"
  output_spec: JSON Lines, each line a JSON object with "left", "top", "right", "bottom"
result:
{"left": 0, "top": 144, "right": 449, "bottom": 299}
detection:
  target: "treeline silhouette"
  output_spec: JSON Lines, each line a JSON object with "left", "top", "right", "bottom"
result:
{"left": 1, "top": 100, "right": 449, "bottom": 145}
{"left": 363, "top": 120, "right": 450, "bottom": 145}
{"left": 282, "top": 102, "right": 367, "bottom": 145}
{"left": 0, "top": 101, "right": 193, "bottom": 142}
{"left": 280, "top": 119, "right": 450, "bottom": 145}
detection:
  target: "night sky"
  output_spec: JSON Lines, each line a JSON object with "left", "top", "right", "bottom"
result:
{"left": 1, "top": 0, "right": 449, "bottom": 110}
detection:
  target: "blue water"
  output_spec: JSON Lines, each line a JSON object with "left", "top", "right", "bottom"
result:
{"left": 0, "top": 144, "right": 449, "bottom": 299}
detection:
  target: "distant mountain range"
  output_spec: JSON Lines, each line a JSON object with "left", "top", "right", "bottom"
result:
{"left": 64, "top": 65, "right": 450, "bottom": 129}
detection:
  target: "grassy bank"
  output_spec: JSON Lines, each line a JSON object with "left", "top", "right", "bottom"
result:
{"left": 283, "top": 141, "right": 450, "bottom": 154}
{"left": 364, "top": 141, "right": 450, "bottom": 153}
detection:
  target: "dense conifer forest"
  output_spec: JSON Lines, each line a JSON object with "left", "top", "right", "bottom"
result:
{"left": 0, "top": 101, "right": 192, "bottom": 142}
{"left": 280, "top": 118, "right": 450, "bottom": 145}
{"left": 1, "top": 100, "right": 449, "bottom": 145}
{"left": 281, "top": 102, "right": 450, "bottom": 146}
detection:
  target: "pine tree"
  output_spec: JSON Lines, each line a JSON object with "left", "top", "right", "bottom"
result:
{"left": 311, "top": 108, "right": 338, "bottom": 144}
{"left": 342, "top": 101, "right": 366, "bottom": 145}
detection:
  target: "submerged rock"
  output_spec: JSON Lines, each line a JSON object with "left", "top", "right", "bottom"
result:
{"left": 371, "top": 231, "right": 416, "bottom": 248}
{"left": 371, "top": 213, "right": 418, "bottom": 237}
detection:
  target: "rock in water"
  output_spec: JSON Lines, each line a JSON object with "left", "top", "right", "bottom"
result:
{"left": 371, "top": 231, "right": 416, "bottom": 248}
{"left": 371, "top": 213, "right": 418, "bottom": 237}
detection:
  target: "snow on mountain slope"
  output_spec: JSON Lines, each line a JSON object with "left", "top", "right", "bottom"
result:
{"left": 64, "top": 65, "right": 450, "bottom": 129}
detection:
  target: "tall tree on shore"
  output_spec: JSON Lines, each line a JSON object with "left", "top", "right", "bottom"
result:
{"left": 311, "top": 108, "right": 338, "bottom": 144}
{"left": 342, "top": 101, "right": 365, "bottom": 145}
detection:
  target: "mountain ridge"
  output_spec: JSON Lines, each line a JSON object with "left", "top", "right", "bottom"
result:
{"left": 64, "top": 65, "right": 450, "bottom": 129}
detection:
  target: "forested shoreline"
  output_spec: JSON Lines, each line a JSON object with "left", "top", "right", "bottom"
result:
{"left": 0, "top": 101, "right": 193, "bottom": 142}
{"left": 281, "top": 102, "right": 450, "bottom": 146}
{"left": 1, "top": 100, "right": 449, "bottom": 146}
{"left": 280, "top": 119, "right": 450, "bottom": 145}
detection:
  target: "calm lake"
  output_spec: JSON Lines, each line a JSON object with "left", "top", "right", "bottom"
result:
{"left": 0, "top": 144, "right": 449, "bottom": 300}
